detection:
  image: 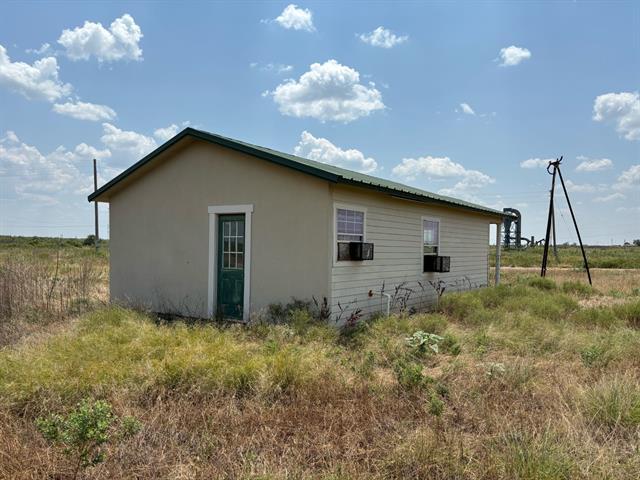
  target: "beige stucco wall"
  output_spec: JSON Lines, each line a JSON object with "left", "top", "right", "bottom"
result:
{"left": 108, "top": 139, "right": 332, "bottom": 318}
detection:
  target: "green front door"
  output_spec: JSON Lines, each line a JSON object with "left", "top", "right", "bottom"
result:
{"left": 217, "top": 214, "right": 245, "bottom": 319}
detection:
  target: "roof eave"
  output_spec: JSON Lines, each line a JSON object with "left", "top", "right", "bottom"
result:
{"left": 88, "top": 128, "right": 340, "bottom": 202}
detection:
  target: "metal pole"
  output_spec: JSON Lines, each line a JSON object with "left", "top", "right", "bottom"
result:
{"left": 556, "top": 166, "right": 592, "bottom": 286}
{"left": 541, "top": 159, "right": 559, "bottom": 278}
{"left": 495, "top": 223, "right": 502, "bottom": 285}
{"left": 93, "top": 158, "right": 99, "bottom": 251}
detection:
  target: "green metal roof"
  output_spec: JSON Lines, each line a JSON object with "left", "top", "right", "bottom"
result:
{"left": 88, "top": 127, "right": 507, "bottom": 218}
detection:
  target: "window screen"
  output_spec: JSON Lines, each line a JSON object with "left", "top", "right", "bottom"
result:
{"left": 337, "top": 208, "right": 364, "bottom": 243}
{"left": 423, "top": 219, "right": 439, "bottom": 255}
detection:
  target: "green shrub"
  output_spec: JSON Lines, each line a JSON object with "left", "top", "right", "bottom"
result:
{"left": 394, "top": 360, "right": 427, "bottom": 390}
{"left": 561, "top": 281, "right": 593, "bottom": 297}
{"left": 571, "top": 307, "right": 621, "bottom": 329}
{"left": 439, "top": 333, "right": 461, "bottom": 355}
{"left": 36, "top": 398, "right": 140, "bottom": 478}
{"left": 524, "top": 277, "right": 557, "bottom": 291}
{"left": 427, "top": 393, "right": 444, "bottom": 416}
{"left": 614, "top": 301, "right": 640, "bottom": 329}
{"left": 580, "top": 345, "right": 611, "bottom": 368}
{"left": 405, "top": 331, "right": 443, "bottom": 355}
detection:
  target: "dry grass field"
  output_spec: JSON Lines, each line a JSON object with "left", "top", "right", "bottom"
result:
{"left": 1, "top": 238, "right": 639, "bottom": 479}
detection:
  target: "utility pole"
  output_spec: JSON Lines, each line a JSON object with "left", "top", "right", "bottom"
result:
{"left": 551, "top": 208, "right": 558, "bottom": 260}
{"left": 93, "top": 158, "right": 99, "bottom": 251}
{"left": 541, "top": 157, "right": 591, "bottom": 285}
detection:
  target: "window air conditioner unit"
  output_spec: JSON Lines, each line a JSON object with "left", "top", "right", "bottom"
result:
{"left": 424, "top": 255, "right": 450, "bottom": 273}
{"left": 337, "top": 242, "right": 374, "bottom": 261}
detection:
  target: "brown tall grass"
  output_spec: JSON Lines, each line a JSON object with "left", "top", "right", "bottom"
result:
{"left": 0, "top": 244, "right": 639, "bottom": 479}
{"left": 0, "top": 247, "right": 107, "bottom": 345}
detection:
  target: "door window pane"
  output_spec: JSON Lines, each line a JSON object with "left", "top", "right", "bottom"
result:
{"left": 222, "top": 219, "right": 245, "bottom": 270}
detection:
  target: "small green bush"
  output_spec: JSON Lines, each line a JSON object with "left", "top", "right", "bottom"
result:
{"left": 36, "top": 398, "right": 140, "bottom": 478}
{"left": 394, "top": 360, "right": 427, "bottom": 390}
{"left": 580, "top": 345, "right": 611, "bottom": 368}
{"left": 427, "top": 393, "right": 444, "bottom": 416}
{"left": 525, "top": 277, "right": 557, "bottom": 291}
{"left": 405, "top": 331, "right": 443, "bottom": 355}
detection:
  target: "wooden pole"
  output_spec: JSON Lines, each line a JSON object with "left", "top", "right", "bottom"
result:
{"left": 93, "top": 158, "right": 99, "bottom": 251}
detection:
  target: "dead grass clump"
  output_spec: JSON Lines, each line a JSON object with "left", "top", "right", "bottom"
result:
{"left": 0, "top": 249, "right": 106, "bottom": 346}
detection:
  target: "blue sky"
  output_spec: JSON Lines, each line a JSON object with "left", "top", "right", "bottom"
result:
{"left": 1, "top": 1, "right": 638, "bottom": 244}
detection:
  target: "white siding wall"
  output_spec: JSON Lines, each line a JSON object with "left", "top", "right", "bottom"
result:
{"left": 330, "top": 186, "right": 497, "bottom": 321}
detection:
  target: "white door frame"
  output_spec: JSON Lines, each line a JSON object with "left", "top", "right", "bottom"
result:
{"left": 207, "top": 204, "right": 253, "bottom": 321}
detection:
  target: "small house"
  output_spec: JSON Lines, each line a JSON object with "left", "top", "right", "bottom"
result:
{"left": 89, "top": 128, "right": 507, "bottom": 322}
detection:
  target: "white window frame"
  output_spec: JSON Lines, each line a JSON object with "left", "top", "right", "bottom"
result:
{"left": 207, "top": 204, "right": 253, "bottom": 321}
{"left": 333, "top": 203, "right": 367, "bottom": 265}
{"left": 422, "top": 216, "right": 441, "bottom": 260}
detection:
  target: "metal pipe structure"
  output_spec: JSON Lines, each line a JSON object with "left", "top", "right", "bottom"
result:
{"left": 495, "top": 223, "right": 502, "bottom": 285}
{"left": 368, "top": 289, "right": 391, "bottom": 316}
{"left": 93, "top": 158, "right": 99, "bottom": 251}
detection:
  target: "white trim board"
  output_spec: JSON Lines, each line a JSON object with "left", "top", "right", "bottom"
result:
{"left": 207, "top": 204, "right": 254, "bottom": 322}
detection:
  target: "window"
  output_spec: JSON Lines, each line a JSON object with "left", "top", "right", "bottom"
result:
{"left": 337, "top": 208, "right": 364, "bottom": 243}
{"left": 336, "top": 207, "right": 365, "bottom": 261}
{"left": 423, "top": 219, "right": 439, "bottom": 255}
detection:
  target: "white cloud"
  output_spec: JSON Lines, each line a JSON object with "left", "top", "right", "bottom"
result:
{"left": 269, "top": 59, "right": 385, "bottom": 122}
{"left": 393, "top": 156, "right": 467, "bottom": 180}
{"left": 592, "top": 92, "right": 640, "bottom": 141}
{"left": 153, "top": 124, "right": 180, "bottom": 142}
{"left": 564, "top": 180, "right": 597, "bottom": 193}
{"left": 594, "top": 192, "right": 625, "bottom": 203}
{"left": 58, "top": 14, "right": 143, "bottom": 62}
{"left": 250, "top": 62, "right": 293, "bottom": 74}
{"left": 392, "top": 155, "right": 494, "bottom": 200}
{"left": 100, "top": 123, "right": 157, "bottom": 159}
{"left": 293, "top": 131, "right": 377, "bottom": 173}
{"left": 575, "top": 156, "right": 613, "bottom": 172}
{"left": 52, "top": 100, "right": 116, "bottom": 121}
{"left": 520, "top": 157, "right": 553, "bottom": 169}
{"left": 614, "top": 164, "right": 640, "bottom": 190}
{"left": 273, "top": 4, "right": 315, "bottom": 32}
{"left": 0, "top": 130, "right": 111, "bottom": 202}
{"left": 358, "top": 27, "right": 408, "bottom": 48}
{"left": 25, "top": 43, "right": 51, "bottom": 55}
{"left": 74, "top": 143, "right": 112, "bottom": 160}
{"left": 498, "top": 45, "right": 531, "bottom": 67}
{"left": 459, "top": 102, "right": 475, "bottom": 115}
{"left": 0, "top": 44, "right": 71, "bottom": 102}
